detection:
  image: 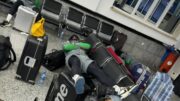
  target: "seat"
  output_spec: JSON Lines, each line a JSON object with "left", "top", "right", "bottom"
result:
{"left": 97, "top": 22, "right": 114, "bottom": 44}
{"left": 65, "top": 7, "right": 84, "bottom": 34}
{"left": 82, "top": 15, "right": 100, "bottom": 34}
{"left": 41, "top": 0, "right": 62, "bottom": 25}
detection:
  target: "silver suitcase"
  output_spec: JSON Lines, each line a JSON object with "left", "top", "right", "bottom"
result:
{"left": 13, "top": 6, "right": 38, "bottom": 33}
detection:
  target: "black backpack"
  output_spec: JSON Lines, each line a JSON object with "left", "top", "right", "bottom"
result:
{"left": 0, "top": 35, "right": 16, "bottom": 70}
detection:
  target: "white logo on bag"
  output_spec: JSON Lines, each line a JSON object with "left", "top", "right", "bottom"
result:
{"left": 55, "top": 84, "right": 68, "bottom": 101}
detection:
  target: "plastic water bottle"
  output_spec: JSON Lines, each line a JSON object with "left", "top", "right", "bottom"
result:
{"left": 60, "top": 30, "right": 64, "bottom": 40}
{"left": 38, "top": 70, "right": 47, "bottom": 85}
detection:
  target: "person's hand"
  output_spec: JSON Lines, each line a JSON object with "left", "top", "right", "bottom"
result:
{"left": 104, "top": 98, "right": 112, "bottom": 101}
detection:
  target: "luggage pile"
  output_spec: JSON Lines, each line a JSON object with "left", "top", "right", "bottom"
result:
{"left": 0, "top": 1, "right": 176, "bottom": 100}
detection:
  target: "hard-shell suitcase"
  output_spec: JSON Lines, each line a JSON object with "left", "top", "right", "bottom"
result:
{"left": 13, "top": 6, "right": 38, "bottom": 33}
{"left": 16, "top": 35, "right": 48, "bottom": 84}
{"left": 45, "top": 73, "right": 77, "bottom": 101}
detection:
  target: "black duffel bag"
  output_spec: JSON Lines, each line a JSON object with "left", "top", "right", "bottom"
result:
{"left": 42, "top": 50, "right": 65, "bottom": 71}
{"left": 0, "top": 35, "right": 16, "bottom": 70}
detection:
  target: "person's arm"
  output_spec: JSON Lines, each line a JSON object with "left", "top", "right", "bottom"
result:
{"left": 63, "top": 42, "right": 91, "bottom": 52}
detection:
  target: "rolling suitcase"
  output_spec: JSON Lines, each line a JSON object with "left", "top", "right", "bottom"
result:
{"left": 16, "top": 35, "right": 48, "bottom": 84}
{"left": 13, "top": 6, "right": 38, "bottom": 33}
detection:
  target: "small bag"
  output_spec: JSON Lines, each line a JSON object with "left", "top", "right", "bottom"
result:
{"left": 0, "top": 35, "right": 16, "bottom": 70}
{"left": 31, "top": 18, "right": 45, "bottom": 37}
{"left": 42, "top": 50, "right": 65, "bottom": 71}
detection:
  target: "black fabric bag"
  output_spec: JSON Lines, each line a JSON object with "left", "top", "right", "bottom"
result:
{"left": 43, "top": 50, "right": 65, "bottom": 71}
{"left": 173, "top": 75, "right": 180, "bottom": 97}
{"left": 0, "top": 35, "right": 16, "bottom": 70}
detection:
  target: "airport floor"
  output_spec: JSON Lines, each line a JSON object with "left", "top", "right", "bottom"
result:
{"left": 0, "top": 5, "right": 180, "bottom": 101}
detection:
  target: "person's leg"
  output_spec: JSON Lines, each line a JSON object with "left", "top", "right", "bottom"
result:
{"left": 68, "top": 55, "right": 82, "bottom": 75}
{"left": 67, "top": 55, "right": 85, "bottom": 94}
{"left": 0, "top": 0, "right": 24, "bottom": 26}
{"left": 67, "top": 50, "right": 115, "bottom": 87}
{"left": 9, "top": 0, "right": 24, "bottom": 16}
{"left": 87, "top": 62, "right": 116, "bottom": 87}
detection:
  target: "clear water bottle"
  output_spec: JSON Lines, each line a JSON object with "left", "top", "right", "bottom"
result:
{"left": 38, "top": 70, "right": 47, "bottom": 85}
{"left": 60, "top": 30, "right": 64, "bottom": 40}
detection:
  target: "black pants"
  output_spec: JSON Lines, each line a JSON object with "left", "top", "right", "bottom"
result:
{"left": 68, "top": 56, "right": 115, "bottom": 87}
{"left": 9, "top": 0, "right": 41, "bottom": 22}
{"left": 9, "top": 0, "right": 24, "bottom": 15}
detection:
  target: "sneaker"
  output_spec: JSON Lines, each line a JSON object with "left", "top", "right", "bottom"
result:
{"left": 0, "top": 21, "right": 11, "bottom": 27}
{"left": 72, "top": 74, "right": 85, "bottom": 94}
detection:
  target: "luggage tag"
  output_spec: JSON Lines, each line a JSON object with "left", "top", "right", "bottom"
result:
{"left": 24, "top": 56, "right": 36, "bottom": 68}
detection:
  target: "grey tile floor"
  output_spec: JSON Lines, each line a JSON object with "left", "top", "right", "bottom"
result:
{"left": 0, "top": 5, "right": 180, "bottom": 101}
{"left": 0, "top": 25, "right": 55, "bottom": 101}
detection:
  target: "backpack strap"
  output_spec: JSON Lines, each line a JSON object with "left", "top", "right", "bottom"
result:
{"left": 9, "top": 47, "right": 16, "bottom": 62}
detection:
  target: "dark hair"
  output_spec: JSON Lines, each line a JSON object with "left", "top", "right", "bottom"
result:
{"left": 68, "top": 34, "right": 80, "bottom": 41}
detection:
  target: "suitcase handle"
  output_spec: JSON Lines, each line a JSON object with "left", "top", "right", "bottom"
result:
{"left": 24, "top": 56, "right": 36, "bottom": 68}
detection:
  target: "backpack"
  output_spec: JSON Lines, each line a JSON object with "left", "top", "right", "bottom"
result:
{"left": 0, "top": 35, "right": 16, "bottom": 70}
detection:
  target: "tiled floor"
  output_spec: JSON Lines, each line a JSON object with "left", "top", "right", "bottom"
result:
{"left": 0, "top": 4, "right": 180, "bottom": 101}
{"left": 0, "top": 24, "right": 55, "bottom": 101}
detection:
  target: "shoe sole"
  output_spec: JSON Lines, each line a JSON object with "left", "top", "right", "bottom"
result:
{"left": 75, "top": 76, "right": 85, "bottom": 94}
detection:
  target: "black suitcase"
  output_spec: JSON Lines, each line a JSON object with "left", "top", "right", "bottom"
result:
{"left": 16, "top": 35, "right": 48, "bottom": 84}
{"left": 173, "top": 75, "right": 180, "bottom": 97}
{"left": 45, "top": 72, "right": 77, "bottom": 101}
{"left": 111, "top": 31, "right": 127, "bottom": 53}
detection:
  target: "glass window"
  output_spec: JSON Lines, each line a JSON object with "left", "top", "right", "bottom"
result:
{"left": 136, "top": 0, "right": 154, "bottom": 17}
{"left": 113, "top": 0, "right": 139, "bottom": 14}
{"left": 159, "top": 0, "right": 180, "bottom": 33}
{"left": 113, "top": 0, "right": 179, "bottom": 35}
{"left": 148, "top": 0, "right": 170, "bottom": 23}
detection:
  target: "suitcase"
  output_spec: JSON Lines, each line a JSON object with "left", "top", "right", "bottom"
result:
{"left": 111, "top": 31, "right": 127, "bottom": 53}
{"left": 16, "top": 35, "right": 48, "bottom": 84}
{"left": 160, "top": 52, "right": 178, "bottom": 73}
{"left": 13, "top": 6, "right": 38, "bottom": 33}
{"left": 168, "top": 57, "right": 180, "bottom": 80}
{"left": 45, "top": 73, "right": 77, "bottom": 101}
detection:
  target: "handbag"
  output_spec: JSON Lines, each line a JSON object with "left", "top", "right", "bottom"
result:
{"left": 31, "top": 18, "right": 45, "bottom": 37}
